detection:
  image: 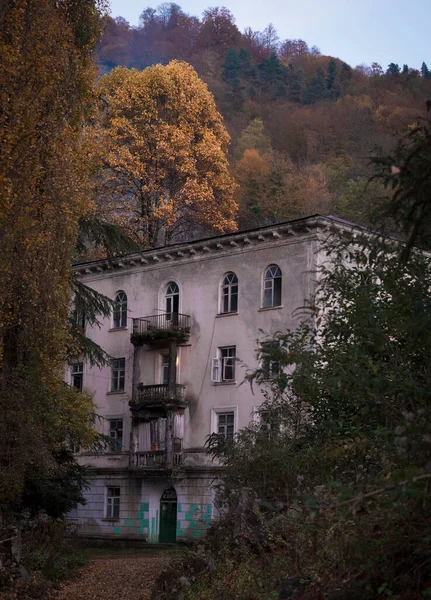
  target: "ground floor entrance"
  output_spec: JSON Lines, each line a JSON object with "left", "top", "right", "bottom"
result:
{"left": 159, "top": 487, "right": 177, "bottom": 543}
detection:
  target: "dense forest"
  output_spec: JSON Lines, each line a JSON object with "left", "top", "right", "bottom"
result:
{"left": 95, "top": 4, "right": 431, "bottom": 229}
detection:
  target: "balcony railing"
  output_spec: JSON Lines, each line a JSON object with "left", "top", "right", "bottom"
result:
{"left": 133, "top": 313, "right": 191, "bottom": 334}
{"left": 131, "top": 313, "right": 191, "bottom": 346}
{"left": 135, "top": 451, "right": 183, "bottom": 468}
{"left": 136, "top": 383, "right": 185, "bottom": 405}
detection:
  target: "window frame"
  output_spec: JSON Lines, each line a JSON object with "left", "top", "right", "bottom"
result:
{"left": 220, "top": 272, "right": 238, "bottom": 314}
{"left": 160, "top": 352, "right": 169, "bottom": 385}
{"left": 111, "top": 358, "right": 126, "bottom": 392}
{"left": 112, "top": 291, "right": 128, "bottom": 329}
{"left": 252, "top": 405, "right": 284, "bottom": 434}
{"left": 262, "top": 264, "right": 282, "bottom": 308}
{"left": 70, "top": 361, "right": 84, "bottom": 392}
{"left": 211, "top": 346, "right": 237, "bottom": 383}
{"left": 105, "top": 486, "right": 120, "bottom": 520}
{"left": 72, "top": 308, "right": 86, "bottom": 333}
{"left": 164, "top": 281, "right": 180, "bottom": 320}
{"left": 211, "top": 407, "right": 238, "bottom": 440}
{"left": 108, "top": 419, "right": 123, "bottom": 452}
{"left": 260, "top": 341, "right": 281, "bottom": 379}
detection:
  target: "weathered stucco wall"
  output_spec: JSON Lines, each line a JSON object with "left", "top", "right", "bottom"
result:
{"left": 75, "top": 228, "right": 318, "bottom": 450}
{"left": 71, "top": 217, "right": 329, "bottom": 541}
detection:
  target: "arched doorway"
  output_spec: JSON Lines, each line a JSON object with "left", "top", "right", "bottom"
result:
{"left": 159, "top": 487, "right": 177, "bottom": 543}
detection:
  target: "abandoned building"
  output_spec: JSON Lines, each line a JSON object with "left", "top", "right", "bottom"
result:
{"left": 69, "top": 214, "right": 347, "bottom": 542}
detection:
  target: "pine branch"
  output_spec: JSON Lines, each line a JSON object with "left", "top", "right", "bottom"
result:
{"left": 76, "top": 216, "right": 141, "bottom": 259}
{"left": 71, "top": 277, "right": 113, "bottom": 326}
{"left": 68, "top": 327, "right": 112, "bottom": 368}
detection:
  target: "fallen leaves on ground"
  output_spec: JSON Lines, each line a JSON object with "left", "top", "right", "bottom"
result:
{"left": 55, "top": 555, "right": 167, "bottom": 600}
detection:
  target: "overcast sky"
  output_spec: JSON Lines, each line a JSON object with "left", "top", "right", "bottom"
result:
{"left": 107, "top": 0, "right": 429, "bottom": 70}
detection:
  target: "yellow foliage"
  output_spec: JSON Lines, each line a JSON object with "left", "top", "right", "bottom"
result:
{"left": 234, "top": 149, "right": 331, "bottom": 226}
{"left": 0, "top": 0, "right": 104, "bottom": 508}
{"left": 90, "top": 61, "right": 238, "bottom": 246}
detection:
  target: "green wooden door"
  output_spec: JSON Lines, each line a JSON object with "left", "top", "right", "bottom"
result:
{"left": 159, "top": 487, "right": 177, "bottom": 543}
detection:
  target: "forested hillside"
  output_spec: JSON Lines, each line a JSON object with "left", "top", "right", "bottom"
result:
{"left": 95, "top": 4, "right": 431, "bottom": 229}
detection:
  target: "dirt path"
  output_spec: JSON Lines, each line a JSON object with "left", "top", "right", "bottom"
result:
{"left": 55, "top": 554, "right": 167, "bottom": 600}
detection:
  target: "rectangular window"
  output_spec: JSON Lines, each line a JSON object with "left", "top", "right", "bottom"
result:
{"left": 109, "top": 419, "right": 123, "bottom": 452}
{"left": 261, "top": 342, "right": 281, "bottom": 378}
{"left": 211, "top": 347, "right": 237, "bottom": 383}
{"left": 72, "top": 309, "right": 85, "bottom": 332}
{"left": 263, "top": 278, "right": 282, "bottom": 308}
{"left": 111, "top": 358, "right": 125, "bottom": 392}
{"left": 71, "top": 362, "right": 83, "bottom": 392}
{"left": 263, "top": 280, "right": 273, "bottom": 308}
{"left": 217, "top": 412, "right": 235, "bottom": 440}
{"left": 149, "top": 418, "right": 167, "bottom": 451}
{"left": 254, "top": 406, "right": 283, "bottom": 434}
{"left": 161, "top": 354, "right": 169, "bottom": 385}
{"left": 220, "top": 346, "right": 236, "bottom": 381}
{"left": 105, "top": 487, "right": 120, "bottom": 519}
{"left": 258, "top": 410, "right": 274, "bottom": 431}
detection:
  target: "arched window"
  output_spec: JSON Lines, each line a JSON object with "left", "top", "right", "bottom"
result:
{"left": 263, "top": 265, "right": 282, "bottom": 308}
{"left": 220, "top": 272, "right": 238, "bottom": 314}
{"left": 165, "top": 282, "right": 179, "bottom": 322}
{"left": 113, "top": 291, "right": 127, "bottom": 328}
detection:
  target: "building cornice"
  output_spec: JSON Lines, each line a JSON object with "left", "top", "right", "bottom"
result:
{"left": 74, "top": 214, "right": 347, "bottom": 278}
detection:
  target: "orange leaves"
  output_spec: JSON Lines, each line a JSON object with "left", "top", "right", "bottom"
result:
{"left": 90, "top": 61, "right": 237, "bottom": 246}
{"left": 234, "top": 147, "right": 331, "bottom": 227}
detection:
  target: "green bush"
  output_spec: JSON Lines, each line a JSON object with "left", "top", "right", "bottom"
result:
{"left": 155, "top": 235, "right": 431, "bottom": 599}
{"left": 22, "top": 518, "right": 88, "bottom": 584}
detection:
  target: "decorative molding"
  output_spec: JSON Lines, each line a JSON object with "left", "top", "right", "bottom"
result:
{"left": 74, "top": 216, "right": 331, "bottom": 277}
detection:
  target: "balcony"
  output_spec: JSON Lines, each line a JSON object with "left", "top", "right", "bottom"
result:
{"left": 139, "top": 383, "right": 185, "bottom": 404}
{"left": 134, "top": 451, "right": 183, "bottom": 469}
{"left": 131, "top": 313, "right": 191, "bottom": 346}
{"left": 130, "top": 383, "right": 187, "bottom": 412}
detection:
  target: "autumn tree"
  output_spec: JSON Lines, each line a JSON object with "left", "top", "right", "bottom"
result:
{"left": 198, "top": 7, "right": 240, "bottom": 55}
{"left": 235, "top": 118, "right": 272, "bottom": 158}
{"left": 92, "top": 5, "right": 431, "bottom": 234}
{"left": 371, "top": 104, "right": 431, "bottom": 256}
{"left": 0, "top": 0, "right": 105, "bottom": 515}
{"left": 278, "top": 38, "right": 309, "bottom": 62}
{"left": 91, "top": 61, "right": 237, "bottom": 246}
{"left": 234, "top": 149, "right": 331, "bottom": 227}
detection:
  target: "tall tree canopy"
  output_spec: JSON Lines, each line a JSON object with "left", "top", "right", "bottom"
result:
{"left": 94, "top": 6, "right": 431, "bottom": 230}
{"left": 91, "top": 61, "right": 238, "bottom": 246}
{"left": 0, "top": 0, "right": 104, "bottom": 513}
